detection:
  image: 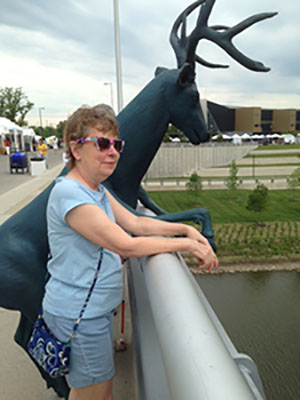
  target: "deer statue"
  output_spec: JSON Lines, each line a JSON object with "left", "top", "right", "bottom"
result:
{"left": 0, "top": 1, "right": 277, "bottom": 397}
{"left": 104, "top": 0, "right": 277, "bottom": 242}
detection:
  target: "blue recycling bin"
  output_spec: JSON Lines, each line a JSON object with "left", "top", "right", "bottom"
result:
{"left": 10, "top": 152, "right": 29, "bottom": 174}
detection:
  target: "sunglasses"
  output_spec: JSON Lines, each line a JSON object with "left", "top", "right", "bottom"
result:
{"left": 76, "top": 137, "right": 125, "bottom": 153}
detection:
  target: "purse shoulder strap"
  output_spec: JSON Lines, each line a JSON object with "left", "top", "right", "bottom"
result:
{"left": 67, "top": 248, "right": 104, "bottom": 342}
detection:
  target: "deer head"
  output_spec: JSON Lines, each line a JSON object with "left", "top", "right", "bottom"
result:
{"left": 159, "top": 0, "right": 277, "bottom": 144}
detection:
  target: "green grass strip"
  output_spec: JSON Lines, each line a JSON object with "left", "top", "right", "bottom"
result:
{"left": 149, "top": 189, "right": 300, "bottom": 224}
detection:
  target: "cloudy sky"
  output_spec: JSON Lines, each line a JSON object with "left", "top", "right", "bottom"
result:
{"left": 0, "top": 0, "right": 299, "bottom": 126}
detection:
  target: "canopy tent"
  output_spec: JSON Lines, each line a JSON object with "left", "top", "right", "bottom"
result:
{"left": 45, "top": 135, "right": 58, "bottom": 146}
{"left": 241, "top": 133, "right": 251, "bottom": 140}
{"left": 0, "top": 117, "right": 22, "bottom": 130}
{"left": 251, "top": 134, "right": 264, "bottom": 140}
{"left": 22, "top": 128, "right": 36, "bottom": 151}
{"left": 282, "top": 134, "right": 296, "bottom": 144}
{"left": 222, "top": 134, "right": 232, "bottom": 140}
{"left": 232, "top": 133, "right": 242, "bottom": 145}
{"left": 22, "top": 128, "right": 35, "bottom": 137}
{"left": 0, "top": 117, "right": 24, "bottom": 151}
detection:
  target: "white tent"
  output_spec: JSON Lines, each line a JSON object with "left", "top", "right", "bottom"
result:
{"left": 46, "top": 135, "right": 58, "bottom": 145}
{"left": 241, "top": 133, "right": 251, "bottom": 140}
{"left": 0, "top": 117, "right": 23, "bottom": 151}
{"left": 22, "top": 128, "right": 36, "bottom": 151}
{"left": 252, "top": 134, "right": 264, "bottom": 140}
{"left": 282, "top": 134, "right": 296, "bottom": 144}
{"left": 0, "top": 117, "right": 21, "bottom": 130}
{"left": 232, "top": 133, "right": 242, "bottom": 145}
{"left": 22, "top": 128, "right": 35, "bottom": 137}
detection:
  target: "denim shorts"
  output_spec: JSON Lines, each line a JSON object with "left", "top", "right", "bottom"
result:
{"left": 43, "top": 310, "right": 115, "bottom": 388}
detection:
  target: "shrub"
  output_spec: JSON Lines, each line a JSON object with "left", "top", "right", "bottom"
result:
{"left": 226, "top": 160, "right": 239, "bottom": 191}
{"left": 186, "top": 172, "right": 203, "bottom": 203}
{"left": 246, "top": 184, "right": 269, "bottom": 225}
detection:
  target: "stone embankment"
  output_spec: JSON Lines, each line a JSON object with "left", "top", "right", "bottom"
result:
{"left": 189, "top": 260, "right": 300, "bottom": 275}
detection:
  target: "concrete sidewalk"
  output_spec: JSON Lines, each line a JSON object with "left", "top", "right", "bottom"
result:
{"left": 0, "top": 149, "right": 65, "bottom": 195}
{"left": 0, "top": 163, "right": 63, "bottom": 224}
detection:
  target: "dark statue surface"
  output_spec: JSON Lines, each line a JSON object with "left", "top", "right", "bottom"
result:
{"left": 0, "top": 1, "right": 277, "bottom": 397}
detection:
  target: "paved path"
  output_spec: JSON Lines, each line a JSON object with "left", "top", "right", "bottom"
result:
{"left": 0, "top": 149, "right": 65, "bottom": 195}
{"left": 0, "top": 150, "right": 64, "bottom": 224}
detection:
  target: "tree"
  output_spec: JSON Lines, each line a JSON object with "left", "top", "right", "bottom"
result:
{"left": 56, "top": 120, "right": 66, "bottom": 140}
{"left": 246, "top": 183, "right": 269, "bottom": 225}
{"left": 186, "top": 172, "right": 203, "bottom": 204}
{"left": 0, "top": 87, "right": 34, "bottom": 126}
{"left": 226, "top": 160, "right": 239, "bottom": 191}
{"left": 287, "top": 167, "right": 300, "bottom": 196}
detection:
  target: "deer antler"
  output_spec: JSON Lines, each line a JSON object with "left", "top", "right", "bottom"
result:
{"left": 170, "top": 0, "right": 278, "bottom": 72}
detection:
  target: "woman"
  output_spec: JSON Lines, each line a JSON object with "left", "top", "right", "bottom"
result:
{"left": 37, "top": 138, "right": 49, "bottom": 167}
{"left": 42, "top": 106, "right": 218, "bottom": 400}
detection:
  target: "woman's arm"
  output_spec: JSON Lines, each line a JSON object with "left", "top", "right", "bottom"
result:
{"left": 65, "top": 203, "right": 218, "bottom": 272}
{"left": 106, "top": 191, "right": 207, "bottom": 244}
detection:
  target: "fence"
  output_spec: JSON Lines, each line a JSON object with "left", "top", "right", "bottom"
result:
{"left": 145, "top": 143, "right": 257, "bottom": 179}
{"left": 143, "top": 176, "right": 292, "bottom": 191}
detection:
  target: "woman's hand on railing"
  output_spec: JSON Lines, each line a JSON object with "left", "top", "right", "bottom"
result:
{"left": 186, "top": 227, "right": 218, "bottom": 273}
{"left": 185, "top": 225, "right": 209, "bottom": 245}
{"left": 197, "top": 242, "right": 219, "bottom": 273}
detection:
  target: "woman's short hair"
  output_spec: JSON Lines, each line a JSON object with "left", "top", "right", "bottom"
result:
{"left": 63, "top": 105, "right": 119, "bottom": 169}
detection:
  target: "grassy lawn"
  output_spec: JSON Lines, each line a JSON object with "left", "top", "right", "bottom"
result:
{"left": 149, "top": 189, "right": 300, "bottom": 264}
{"left": 255, "top": 144, "right": 300, "bottom": 151}
{"left": 237, "top": 164, "right": 299, "bottom": 167}
{"left": 150, "top": 189, "right": 300, "bottom": 223}
{"left": 245, "top": 153, "right": 300, "bottom": 158}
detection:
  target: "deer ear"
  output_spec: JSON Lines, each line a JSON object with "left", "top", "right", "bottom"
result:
{"left": 177, "top": 63, "right": 195, "bottom": 86}
{"left": 155, "top": 66, "right": 169, "bottom": 77}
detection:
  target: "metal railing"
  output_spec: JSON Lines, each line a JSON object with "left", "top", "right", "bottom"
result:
{"left": 127, "top": 251, "right": 266, "bottom": 400}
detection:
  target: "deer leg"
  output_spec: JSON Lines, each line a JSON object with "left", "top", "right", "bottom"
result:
{"left": 137, "top": 186, "right": 167, "bottom": 215}
{"left": 156, "top": 208, "right": 216, "bottom": 251}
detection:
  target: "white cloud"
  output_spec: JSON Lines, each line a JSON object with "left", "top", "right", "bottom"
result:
{"left": 0, "top": 0, "right": 299, "bottom": 126}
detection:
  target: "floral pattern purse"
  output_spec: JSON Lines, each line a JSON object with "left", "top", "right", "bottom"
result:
{"left": 27, "top": 249, "right": 103, "bottom": 378}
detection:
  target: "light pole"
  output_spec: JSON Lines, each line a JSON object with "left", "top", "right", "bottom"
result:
{"left": 113, "top": 0, "right": 123, "bottom": 113}
{"left": 104, "top": 82, "right": 114, "bottom": 110}
{"left": 39, "top": 107, "right": 45, "bottom": 127}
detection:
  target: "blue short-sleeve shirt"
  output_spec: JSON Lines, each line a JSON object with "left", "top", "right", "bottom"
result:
{"left": 42, "top": 177, "right": 123, "bottom": 319}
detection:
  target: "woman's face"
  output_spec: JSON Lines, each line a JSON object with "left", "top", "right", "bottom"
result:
{"left": 75, "top": 127, "right": 121, "bottom": 182}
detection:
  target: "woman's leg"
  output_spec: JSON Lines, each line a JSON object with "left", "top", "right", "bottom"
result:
{"left": 68, "top": 378, "right": 113, "bottom": 400}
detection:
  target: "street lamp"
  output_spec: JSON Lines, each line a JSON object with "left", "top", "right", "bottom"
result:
{"left": 104, "top": 82, "right": 114, "bottom": 110}
{"left": 113, "top": 0, "right": 123, "bottom": 112}
{"left": 39, "top": 107, "right": 45, "bottom": 127}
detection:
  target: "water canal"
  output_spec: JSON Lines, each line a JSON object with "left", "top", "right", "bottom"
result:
{"left": 196, "top": 271, "right": 300, "bottom": 400}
